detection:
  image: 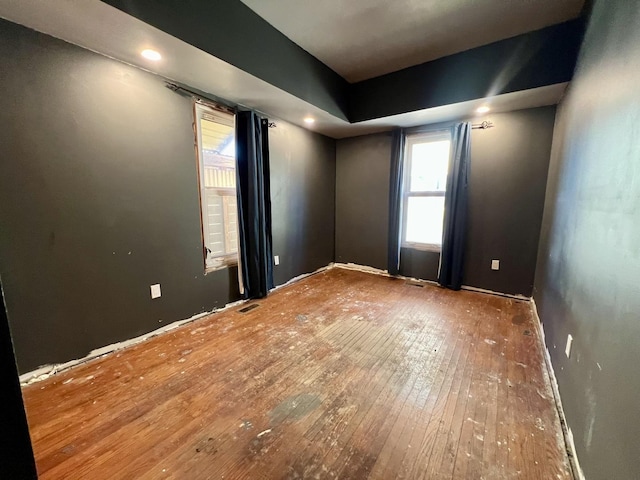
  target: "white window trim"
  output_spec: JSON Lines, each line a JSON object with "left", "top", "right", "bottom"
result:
{"left": 400, "top": 130, "right": 452, "bottom": 252}
{"left": 193, "top": 102, "right": 239, "bottom": 274}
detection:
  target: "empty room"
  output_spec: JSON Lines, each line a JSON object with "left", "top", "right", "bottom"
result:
{"left": 1, "top": 0, "right": 638, "bottom": 479}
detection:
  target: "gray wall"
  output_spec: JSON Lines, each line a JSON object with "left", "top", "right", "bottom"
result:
{"left": 335, "top": 106, "right": 556, "bottom": 296}
{"left": 269, "top": 122, "right": 336, "bottom": 287}
{"left": 0, "top": 20, "right": 335, "bottom": 373}
{"left": 335, "top": 133, "right": 391, "bottom": 270}
{"left": 533, "top": 1, "right": 640, "bottom": 478}
{"left": 465, "top": 107, "right": 556, "bottom": 295}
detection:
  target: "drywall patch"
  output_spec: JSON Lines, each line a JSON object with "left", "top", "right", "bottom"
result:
{"left": 584, "top": 384, "right": 597, "bottom": 452}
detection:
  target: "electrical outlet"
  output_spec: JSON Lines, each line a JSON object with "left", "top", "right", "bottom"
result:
{"left": 274, "top": 255, "right": 280, "bottom": 266}
{"left": 565, "top": 334, "right": 573, "bottom": 358}
{"left": 150, "top": 284, "right": 162, "bottom": 299}
{"left": 491, "top": 259, "right": 500, "bottom": 271}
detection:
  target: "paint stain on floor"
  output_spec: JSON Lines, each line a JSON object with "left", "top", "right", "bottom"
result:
{"left": 269, "top": 393, "right": 322, "bottom": 425}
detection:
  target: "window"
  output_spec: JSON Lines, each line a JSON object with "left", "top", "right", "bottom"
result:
{"left": 194, "top": 103, "right": 238, "bottom": 271}
{"left": 401, "top": 131, "right": 452, "bottom": 251}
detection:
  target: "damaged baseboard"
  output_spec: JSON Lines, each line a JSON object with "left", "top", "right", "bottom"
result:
{"left": 17, "top": 262, "right": 531, "bottom": 387}
{"left": 460, "top": 284, "right": 530, "bottom": 301}
{"left": 332, "top": 262, "right": 438, "bottom": 286}
{"left": 20, "top": 263, "right": 335, "bottom": 386}
{"left": 531, "top": 299, "right": 586, "bottom": 480}
{"left": 332, "top": 262, "right": 393, "bottom": 277}
{"left": 333, "top": 262, "right": 530, "bottom": 300}
{"left": 19, "top": 299, "right": 245, "bottom": 386}
{"left": 269, "top": 263, "right": 333, "bottom": 292}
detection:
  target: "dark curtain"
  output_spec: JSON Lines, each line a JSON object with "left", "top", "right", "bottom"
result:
{"left": 235, "top": 111, "right": 274, "bottom": 299}
{"left": 439, "top": 122, "right": 472, "bottom": 290}
{"left": 387, "top": 128, "right": 406, "bottom": 276}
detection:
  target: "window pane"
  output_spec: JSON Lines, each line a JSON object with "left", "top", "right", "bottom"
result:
{"left": 223, "top": 194, "right": 238, "bottom": 254}
{"left": 405, "top": 196, "right": 445, "bottom": 246}
{"left": 195, "top": 104, "right": 238, "bottom": 270}
{"left": 204, "top": 190, "right": 225, "bottom": 263}
{"left": 409, "top": 140, "right": 450, "bottom": 192}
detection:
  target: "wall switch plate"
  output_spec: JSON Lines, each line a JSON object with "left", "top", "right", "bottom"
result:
{"left": 491, "top": 259, "right": 500, "bottom": 271}
{"left": 565, "top": 334, "right": 573, "bottom": 358}
{"left": 274, "top": 255, "right": 280, "bottom": 266}
{"left": 150, "top": 284, "right": 162, "bottom": 299}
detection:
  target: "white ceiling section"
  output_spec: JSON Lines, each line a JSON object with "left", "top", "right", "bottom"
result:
{"left": 353, "top": 83, "right": 568, "bottom": 134}
{"left": 1, "top": 0, "right": 573, "bottom": 138}
{"left": 239, "top": 0, "right": 584, "bottom": 82}
{"left": 0, "top": 0, "right": 347, "bottom": 135}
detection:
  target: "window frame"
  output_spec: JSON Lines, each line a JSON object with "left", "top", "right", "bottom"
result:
{"left": 400, "top": 130, "right": 452, "bottom": 253}
{"left": 193, "top": 101, "right": 238, "bottom": 273}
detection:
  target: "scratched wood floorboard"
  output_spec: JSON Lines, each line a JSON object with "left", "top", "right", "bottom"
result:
{"left": 21, "top": 268, "right": 572, "bottom": 479}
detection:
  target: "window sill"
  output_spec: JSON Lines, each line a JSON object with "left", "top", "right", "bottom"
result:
{"left": 205, "top": 257, "right": 238, "bottom": 274}
{"left": 402, "top": 243, "right": 442, "bottom": 253}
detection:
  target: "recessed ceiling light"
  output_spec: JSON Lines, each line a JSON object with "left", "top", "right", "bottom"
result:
{"left": 141, "top": 49, "right": 162, "bottom": 61}
{"left": 476, "top": 105, "right": 490, "bottom": 114}
{"left": 303, "top": 117, "right": 315, "bottom": 124}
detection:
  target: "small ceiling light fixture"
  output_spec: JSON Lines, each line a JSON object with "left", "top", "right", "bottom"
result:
{"left": 141, "top": 49, "right": 162, "bottom": 61}
{"left": 476, "top": 105, "right": 490, "bottom": 114}
{"left": 303, "top": 117, "right": 315, "bottom": 124}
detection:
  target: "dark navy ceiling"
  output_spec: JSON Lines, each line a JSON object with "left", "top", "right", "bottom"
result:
{"left": 101, "top": 0, "right": 586, "bottom": 125}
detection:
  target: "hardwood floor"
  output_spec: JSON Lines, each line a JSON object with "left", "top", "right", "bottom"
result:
{"left": 22, "top": 268, "right": 572, "bottom": 479}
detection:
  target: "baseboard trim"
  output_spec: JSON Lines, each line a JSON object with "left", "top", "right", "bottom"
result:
{"left": 20, "top": 264, "right": 333, "bottom": 386}
{"left": 270, "top": 263, "right": 333, "bottom": 292}
{"left": 332, "top": 262, "right": 437, "bottom": 285}
{"left": 332, "top": 262, "right": 529, "bottom": 300}
{"left": 19, "top": 298, "right": 248, "bottom": 386}
{"left": 460, "top": 284, "right": 530, "bottom": 301}
{"left": 531, "top": 298, "right": 586, "bottom": 480}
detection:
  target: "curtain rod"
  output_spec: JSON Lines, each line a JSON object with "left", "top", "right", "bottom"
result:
{"left": 165, "top": 82, "right": 234, "bottom": 115}
{"left": 472, "top": 121, "right": 494, "bottom": 130}
{"left": 166, "top": 81, "right": 276, "bottom": 128}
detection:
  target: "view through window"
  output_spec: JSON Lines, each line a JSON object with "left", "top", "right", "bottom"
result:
{"left": 402, "top": 131, "right": 452, "bottom": 250}
{"left": 194, "top": 103, "right": 238, "bottom": 271}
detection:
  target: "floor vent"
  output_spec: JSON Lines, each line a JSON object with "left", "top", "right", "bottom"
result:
{"left": 406, "top": 281, "right": 424, "bottom": 288}
{"left": 238, "top": 304, "right": 260, "bottom": 313}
